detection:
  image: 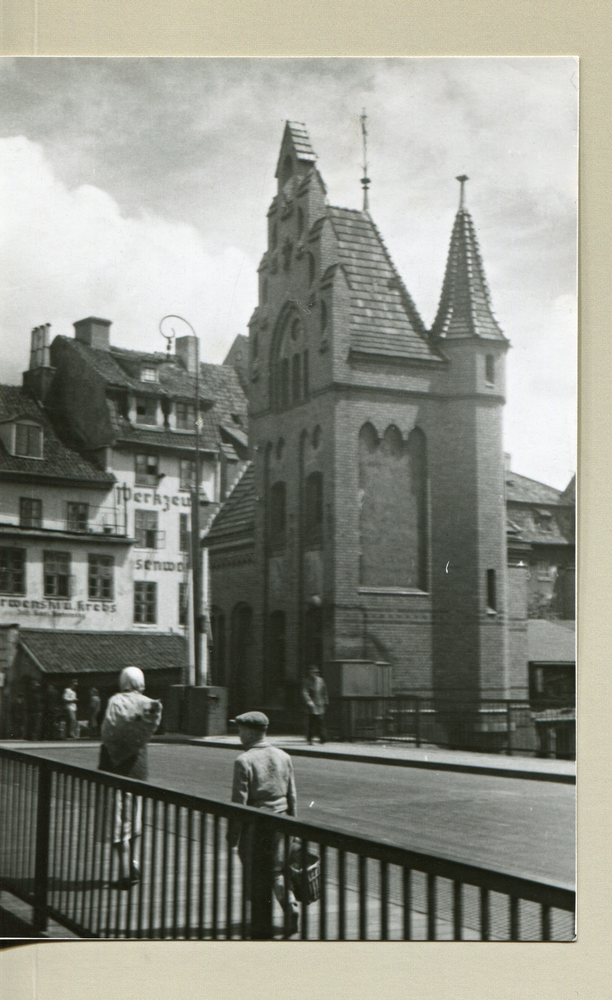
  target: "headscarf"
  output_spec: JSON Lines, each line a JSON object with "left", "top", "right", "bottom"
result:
{"left": 119, "top": 666, "right": 145, "bottom": 692}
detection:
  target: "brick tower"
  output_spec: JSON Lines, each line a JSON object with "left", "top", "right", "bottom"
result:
{"left": 240, "top": 124, "right": 510, "bottom": 717}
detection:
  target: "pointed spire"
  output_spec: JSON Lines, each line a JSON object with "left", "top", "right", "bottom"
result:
{"left": 431, "top": 182, "right": 507, "bottom": 341}
{"left": 360, "top": 110, "right": 371, "bottom": 212}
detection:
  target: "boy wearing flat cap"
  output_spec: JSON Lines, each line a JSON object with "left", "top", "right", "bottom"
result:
{"left": 229, "top": 711, "right": 299, "bottom": 934}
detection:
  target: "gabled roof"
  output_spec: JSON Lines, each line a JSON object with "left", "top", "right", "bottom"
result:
{"left": 327, "top": 207, "right": 443, "bottom": 364}
{"left": 205, "top": 462, "right": 255, "bottom": 545}
{"left": 505, "top": 471, "right": 572, "bottom": 506}
{"left": 19, "top": 629, "right": 187, "bottom": 676}
{"left": 276, "top": 121, "right": 318, "bottom": 178}
{"left": 431, "top": 208, "right": 507, "bottom": 341}
{"left": 0, "top": 384, "right": 115, "bottom": 486}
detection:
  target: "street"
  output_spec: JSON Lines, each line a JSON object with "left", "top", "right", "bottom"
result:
{"left": 27, "top": 742, "right": 575, "bottom": 886}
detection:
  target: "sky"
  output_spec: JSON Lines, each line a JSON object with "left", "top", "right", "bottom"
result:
{"left": 0, "top": 58, "right": 577, "bottom": 488}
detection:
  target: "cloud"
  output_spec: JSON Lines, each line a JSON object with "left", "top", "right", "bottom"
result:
{"left": 0, "top": 136, "right": 256, "bottom": 381}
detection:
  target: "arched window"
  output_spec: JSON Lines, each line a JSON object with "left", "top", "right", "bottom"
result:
{"left": 358, "top": 423, "right": 427, "bottom": 588}
{"left": 269, "top": 481, "right": 286, "bottom": 549}
{"left": 307, "top": 253, "right": 316, "bottom": 286}
{"left": 303, "top": 471, "right": 323, "bottom": 548}
{"left": 267, "top": 611, "right": 286, "bottom": 700}
{"left": 210, "top": 606, "right": 226, "bottom": 686}
{"left": 272, "top": 313, "right": 308, "bottom": 411}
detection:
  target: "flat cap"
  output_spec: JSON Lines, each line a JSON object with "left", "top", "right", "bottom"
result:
{"left": 233, "top": 711, "right": 269, "bottom": 729}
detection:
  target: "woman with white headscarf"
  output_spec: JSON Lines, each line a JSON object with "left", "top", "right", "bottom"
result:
{"left": 98, "top": 667, "right": 162, "bottom": 888}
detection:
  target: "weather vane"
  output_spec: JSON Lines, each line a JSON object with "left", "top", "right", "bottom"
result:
{"left": 360, "top": 109, "right": 371, "bottom": 212}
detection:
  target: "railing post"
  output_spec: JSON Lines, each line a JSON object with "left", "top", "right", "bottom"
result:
{"left": 250, "top": 820, "right": 274, "bottom": 940}
{"left": 33, "top": 761, "right": 51, "bottom": 933}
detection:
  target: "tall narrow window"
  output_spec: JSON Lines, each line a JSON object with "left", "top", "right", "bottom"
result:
{"left": 0, "top": 548, "right": 25, "bottom": 594}
{"left": 307, "top": 253, "right": 316, "bottom": 286}
{"left": 88, "top": 555, "right": 114, "bottom": 599}
{"left": 487, "top": 569, "right": 497, "bottom": 611}
{"left": 485, "top": 354, "right": 495, "bottom": 386}
{"left": 20, "top": 498, "right": 42, "bottom": 528}
{"left": 15, "top": 422, "right": 43, "bottom": 458}
{"left": 269, "top": 482, "right": 286, "bottom": 550}
{"left": 135, "top": 509, "right": 159, "bottom": 549}
{"left": 67, "top": 502, "right": 88, "bottom": 532}
{"left": 178, "top": 582, "right": 188, "bottom": 626}
{"left": 297, "top": 206, "right": 304, "bottom": 237}
{"left": 267, "top": 611, "right": 286, "bottom": 699}
{"left": 180, "top": 459, "right": 198, "bottom": 490}
{"left": 281, "top": 358, "right": 290, "bottom": 409}
{"left": 303, "top": 350, "right": 309, "bottom": 398}
{"left": 44, "top": 551, "right": 71, "bottom": 598}
{"left": 135, "top": 453, "right": 158, "bottom": 486}
{"left": 292, "top": 354, "right": 302, "bottom": 403}
{"left": 180, "top": 513, "right": 190, "bottom": 553}
{"left": 134, "top": 581, "right": 157, "bottom": 624}
{"left": 175, "top": 403, "right": 196, "bottom": 430}
{"left": 303, "top": 472, "right": 323, "bottom": 548}
{"left": 320, "top": 300, "right": 328, "bottom": 333}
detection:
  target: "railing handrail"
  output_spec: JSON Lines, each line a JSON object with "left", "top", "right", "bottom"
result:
{"left": 0, "top": 746, "right": 575, "bottom": 914}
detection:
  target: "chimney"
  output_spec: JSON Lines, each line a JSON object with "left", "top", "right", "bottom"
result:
{"left": 23, "top": 324, "right": 56, "bottom": 402}
{"left": 74, "top": 316, "right": 112, "bottom": 351}
{"left": 175, "top": 335, "right": 199, "bottom": 375}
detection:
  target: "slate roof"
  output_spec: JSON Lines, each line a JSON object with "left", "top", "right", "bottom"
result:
{"left": 431, "top": 209, "right": 506, "bottom": 341}
{"left": 326, "top": 207, "right": 443, "bottom": 363}
{"left": 0, "top": 384, "right": 115, "bottom": 486}
{"left": 505, "top": 472, "right": 575, "bottom": 546}
{"left": 18, "top": 629, "right": 188, "bottom": 676}
{"left": 205, "top": 462, "right": 255, "bottom": 545}
{"left": 281, "top": 121, "right": 318, "bottom": 165}
{"left": 527, "top": 619, "right": 575, "bottom": 664}
{"left": 505, "top": 472, "right": 571, "bottom": 506}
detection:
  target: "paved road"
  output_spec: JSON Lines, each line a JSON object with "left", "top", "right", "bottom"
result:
{"left": 24, "top": 742, "right": 575, "bottom": 886}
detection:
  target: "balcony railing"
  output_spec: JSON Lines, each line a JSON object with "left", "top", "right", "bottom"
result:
{"left": 0, "top": 748, "right": 574, "bottom": 941}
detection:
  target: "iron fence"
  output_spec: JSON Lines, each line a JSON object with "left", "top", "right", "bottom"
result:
{"left": 0, "top": 747, "right": 574, "bottom": 941}
{"left": 325, "top": 696, "right": 574, "bottom": 758}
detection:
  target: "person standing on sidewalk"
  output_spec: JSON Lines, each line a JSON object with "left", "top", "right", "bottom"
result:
{"left": 62, "top": 679, "right": 79, "bottom": 739}
{"left": 228, "top": 711, "right": 300, "bottom": 936}
{"left": 302, "top": 665, "right": 328, "bottom": 744}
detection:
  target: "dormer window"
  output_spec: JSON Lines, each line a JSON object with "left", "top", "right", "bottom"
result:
{"left": 14, "top": 421, "right": 43, "bottom": 458}
{"left": 141, "top": 366, "right": 159, "bottom": 383}
{"left": 175, "top": 402, "right": 196, "bottom": 430}
{"left": 135, "top": 396, "right": 157, "bottom": 425}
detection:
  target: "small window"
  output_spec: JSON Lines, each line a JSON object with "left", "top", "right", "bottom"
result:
{"left": 486, "top": 569, "right": 497, "bottom": 611}
{"left": 134, "top": 581, "right": 157, "bottom": 624}
{"left": 292, "top": 354, "right": 302, "bottom": 403}
{"left": 180, "top": 513, "right": 191, "bottom": 553}
{"left": 179, "top": 582, "right": 188, "bottom": 626}
{"left": 67, "top": 502, "right": 88, "bottom": 532}
{"left": 175, "top": 402, "right": 196, "bottom": 430}
{"left": 44, "top": 551, "right": 71, "bottom": 598}
{"left": 0, "top": 547, "right": 25, "bottom": 594}
{"left": 15, "top": 422, "right": 43, "bottom": 458}
{"left": 135, "top": 453, "right": 159, "bottom": 486}
{"left": 180, "top": 459, "right": 199, "bottom": 491}
{"left": 135, "top": 396, "right": 157, "bottom": 425}
{"left": 88, "top": 554, "right": 114, "bottom": 599}
{"left": 141, "top": 367, "right": 159, "bottom": 383}
{"left": 485, "top": 355, "right": 495, "bottom": 386}
{"left": 135, "top": 509, "right": 159, "bottom": 549}
{"left": 269, "top": 482, "right": 286, "bottom": 549}
{"left": 20, "top": 498, "right": 42, "bottom": 528}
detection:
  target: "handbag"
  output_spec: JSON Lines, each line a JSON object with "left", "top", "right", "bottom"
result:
{"left": 289, "top": 848, "right": 321, "bottom": 904}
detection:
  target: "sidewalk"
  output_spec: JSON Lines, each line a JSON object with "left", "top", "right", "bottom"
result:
{"left": 159, "top": 733, "right": 576, "bottom": 784}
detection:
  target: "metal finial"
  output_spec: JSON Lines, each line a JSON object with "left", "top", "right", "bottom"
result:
{"left": 456, "top": 175, "right": 469, "bottom": 210}
{"left": 360, "top": 110, "right": 370, "bottom": 212}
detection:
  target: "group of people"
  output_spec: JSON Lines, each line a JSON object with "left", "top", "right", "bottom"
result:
{"left": 95, "top": 662, "right": 329, "bottom": 935}
{"left": 9, "top": 678, "right": 102, "bottom": 740}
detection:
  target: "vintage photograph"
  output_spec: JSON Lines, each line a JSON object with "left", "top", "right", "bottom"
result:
{"left": 0, "top": 57, "right": 577, "bottom": 942}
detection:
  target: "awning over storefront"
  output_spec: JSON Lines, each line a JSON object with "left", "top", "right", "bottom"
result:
{"left": 17, "top": 629, "right": 188, "bottom": 677}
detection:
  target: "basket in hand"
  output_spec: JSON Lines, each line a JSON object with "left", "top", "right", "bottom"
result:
{"left": 289, "top": 850, "right": 321, "bottom": 904}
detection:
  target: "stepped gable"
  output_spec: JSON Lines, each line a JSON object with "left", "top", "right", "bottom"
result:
{"left": 206, "top": 462, "right": 255, "bottom": 545}
{"left": 431, "top": 206, "right": 506, "bottom": 341}
{"left": 0, "top": 384, "right": 114, "bottom": 485}
{"left": 327, "top": 206, "right": 443, "bottom": 363}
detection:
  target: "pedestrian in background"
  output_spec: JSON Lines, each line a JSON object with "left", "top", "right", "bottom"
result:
{"left": 98, "top": 666, "right": 162, "bottom": 889}
{"left": 228, "top": 711, "right": 300, "bottom": 935}
{"left": 302, "top": 665, "right": 328, "bottom": 744}
{"left": 89, "top": 687, "right": 101, "bottom": 737}
{"left": 62, "top": 678, "right": 79, "bottom": 739}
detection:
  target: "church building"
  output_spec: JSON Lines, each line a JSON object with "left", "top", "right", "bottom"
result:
{"left": 206, "top": 121, "right": 516, "bottom": 721}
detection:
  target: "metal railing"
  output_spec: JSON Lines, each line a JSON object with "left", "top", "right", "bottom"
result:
{"left": 326, "top": 696, "right": 575, "bottom": 759}
{"left": 0, "top": 747, "right": 575, "bottom": 941}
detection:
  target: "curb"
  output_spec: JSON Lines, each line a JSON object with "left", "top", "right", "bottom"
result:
{"left": 161, "top": 737, "right": 576, "bottom": 785}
